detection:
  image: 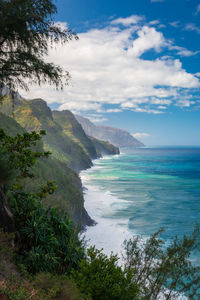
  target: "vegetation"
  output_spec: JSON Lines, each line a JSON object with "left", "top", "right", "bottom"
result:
{"left": 72, "top": 246, "right": 139, "bottom": 300}
{"left": 0, "top": 1, "right": 200, "bottom": 298}
{"left": 0, "top": 0, "right": 77, "bottom": 94}
{"left": 0, "top": 112, "right": 91, "bottom": 226}
{"left": 0, "top": 128, "right": 200, "bottom": 299}
{"left": 123, "top": 228, "right": 200, "bottom": 299}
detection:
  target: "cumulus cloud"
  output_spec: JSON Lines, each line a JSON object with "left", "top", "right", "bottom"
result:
{"left": 19, "top": 16, "right": 200, "bottom": 115}
{"left": 128, "top": 26, "right": 166, "bottom": 57}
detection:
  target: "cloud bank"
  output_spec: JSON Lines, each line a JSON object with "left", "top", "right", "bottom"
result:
{"left": 20, "top": 16, "right": 200, "bottom": 115}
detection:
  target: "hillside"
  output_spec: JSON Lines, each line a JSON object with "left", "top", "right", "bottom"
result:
{"left": 0, "top": 97, "right": 119, "bottom": 172}
{"left": 75, "top": 114, "right": 144, "bottom": 148}
{"left": 52, "top": 110, "right": 98, "bottom": 160}
{"left": 12, "top": 98, "right": 93, "bottom": 172}
{"left": 0, "top": 112, "right": 94, "bottom": 227}
{"left": 90, "top": 136, "right": 120, "bottom": 156}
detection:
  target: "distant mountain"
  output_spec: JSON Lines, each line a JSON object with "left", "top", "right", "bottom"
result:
{"left": 75, "top": 115, "right": 144, "bottom": 148}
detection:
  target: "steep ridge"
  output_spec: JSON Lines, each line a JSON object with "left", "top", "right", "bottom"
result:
{"left": 52, "top": 110, "right": 98, "bottom": 160}
{"left": 75, "top": 114, "right": 144, "bottom": 148}
{"left": 5, "top": 98, "right": 93, "bottom": 172}
{"left": 89, "top": 136, "right": 120, "bottom": 156}
{"left": 0, "top": 97, "right": 120, "bottom": 172}
{"left": 0, "top": 112, "right": 94, "bottom": 227}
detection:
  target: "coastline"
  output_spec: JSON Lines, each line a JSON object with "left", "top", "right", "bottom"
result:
{"left": 80, "top": 152, "right": 189, "bottom": 299}
{"left": 80, "top": 154, "right": 132, "bottom": 256}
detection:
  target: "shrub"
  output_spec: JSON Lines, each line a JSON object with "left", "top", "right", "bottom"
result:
{"left": 72, "top": 246, "right": 139, "bottom": 300}
{"left": 10, "top": 185, "right": 85, "bottom": 274}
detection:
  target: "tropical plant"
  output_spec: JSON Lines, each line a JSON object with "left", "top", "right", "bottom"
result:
{"left": 123, "top": 227, "right": 200, "bottom": 299}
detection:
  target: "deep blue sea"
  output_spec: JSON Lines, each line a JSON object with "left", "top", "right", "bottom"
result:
{"left": 81, "top": 147, "right": 200, "bottom": 263}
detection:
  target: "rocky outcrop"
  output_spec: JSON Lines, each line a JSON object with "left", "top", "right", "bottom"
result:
{"left": 75, "top": 115, "right": 144, "bottom": 148}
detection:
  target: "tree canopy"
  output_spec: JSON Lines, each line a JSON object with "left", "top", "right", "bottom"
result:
{"left": 0, "top": 0, "right": 77, "bottom": 95}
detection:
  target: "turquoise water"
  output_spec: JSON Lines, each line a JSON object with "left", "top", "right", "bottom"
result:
{"left": 82, "top": 147, "right": 200, "bottom": 259}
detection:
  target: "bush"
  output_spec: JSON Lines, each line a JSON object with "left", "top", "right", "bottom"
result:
{"left": 72, "top": 246, "right": 139, "bottom": 300}
{"left": 10, "top": 185, "right": 85, "bottom": 274}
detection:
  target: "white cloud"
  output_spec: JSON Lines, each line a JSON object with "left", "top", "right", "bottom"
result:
{"left": 168, "top": 45, "right": 199, "bottom": 57}
{"left": 185, "top": 23, "right": 200, "bottom": 34}
{"left": 128, "top": 26, "right": 166, "bottom": 57}
{"left": 132, "top": 132, "right": 151, "bottom": 138}
{"left": 111, "top": 15, "right": 144, "bottom": 26}
{"left": 19, "top": 17, "right": 200, "bottom": 114}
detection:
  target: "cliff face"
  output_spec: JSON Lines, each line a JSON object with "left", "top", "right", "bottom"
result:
{"left": 89, "top": 137, "right": 120, "bottom": 157}
{"left": 5, "top": 98, "right": 93, "bottom": 172}
{"left": 52, "top": 110, "right": 98, "bottom": 160}
{"left": 0, "top": 98, "right": 120, "bottom": 172}
{"left": 0, "top": 112, "right": 94, "bottom": 227}
{"left": 75, "top": 115, "right": 144, "bottom": 148}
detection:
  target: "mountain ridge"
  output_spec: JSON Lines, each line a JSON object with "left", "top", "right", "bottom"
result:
{"left": 75, "top": 114, "right": 144, "bottom": 148}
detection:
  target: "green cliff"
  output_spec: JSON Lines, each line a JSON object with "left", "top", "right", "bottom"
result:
{"left": 12, "top": 98, "right": 93, "bottom": 172}
{"left": 89, "top": 136, "right": 120, "bottom": 157}
{"left": 52, "top": 110, "right": 98, "bottom": 160}
{"left": 0, "top": 112, "right": 93, "bottom": 227}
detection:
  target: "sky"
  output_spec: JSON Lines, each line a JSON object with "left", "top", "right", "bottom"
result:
{"left": 20, "top": 0, "right": 200, "bottom": 145}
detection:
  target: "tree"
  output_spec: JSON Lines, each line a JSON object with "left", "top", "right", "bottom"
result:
{"left": 0, "top": 0, "right": 78, "bottom": 95}
{"left": 0, "top": 128, "right": 50, "bottom": 232}
{"left": 72, "top": 246, "right": 139, "bottom": 300}
{"left": 123, "top": 228, "right": 200, "bottom": 299}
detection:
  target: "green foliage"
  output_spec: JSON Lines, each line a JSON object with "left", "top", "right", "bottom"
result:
{"left": 0, "top": 113, "right": 89, "bottom": 226}
{"left": 123, "top": 227, "right": 200, "bottom": 299}
{"left": 10, "top": 185, "right": 85, "bottom": 274}
{"left": 72, "top": 246, "right": 139, "bottom": 300}
{"left": 0, "top": 0, "right": 77, "bottom": 93}
{"left": 0, "top": 128, "right": 50, "bottom": 180}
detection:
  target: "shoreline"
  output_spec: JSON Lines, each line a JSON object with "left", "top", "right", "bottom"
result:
{"left": 80, "top": 153, "right": 133, "bottom": 256}
{"left": 79, "top": 153, "right": 189, "bottom": 299}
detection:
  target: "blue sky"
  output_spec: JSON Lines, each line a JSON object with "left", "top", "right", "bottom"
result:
{"left": 21, "top": 0, "right": 200, "bottom": 145}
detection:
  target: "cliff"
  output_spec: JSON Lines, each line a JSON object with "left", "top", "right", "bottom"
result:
{"left": 0, "top": 97, "right": 120, "bottom": 172}
{"left": 12, "top": 98, "right": 93, "bottom": 172}
{"left": 75, "top": 114, "right": 144, "bottom": 148}
{"left": 0, "top": 112, "right": 94, "bottom": 227}
{"left": 89, "top": 136, "right": 120, "bottom": 156}
{"left": 0, "top": 97, "right": 120, "bottom": 227}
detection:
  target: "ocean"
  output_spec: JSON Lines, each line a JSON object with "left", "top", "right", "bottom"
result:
{"left": 81, "top": 147, "right": 200, "bottom": 264}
